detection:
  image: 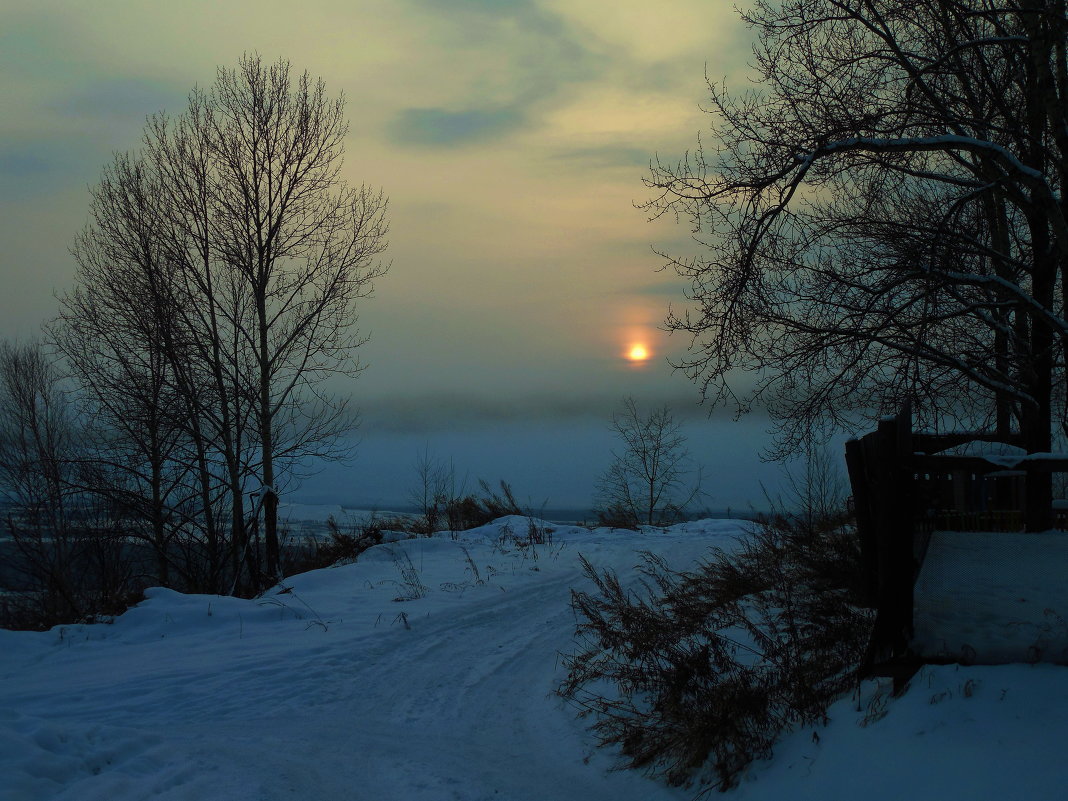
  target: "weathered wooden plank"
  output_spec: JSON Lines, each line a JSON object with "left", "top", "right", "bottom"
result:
{"left": 845, "top": 437, "right": 878, "bottom": 607}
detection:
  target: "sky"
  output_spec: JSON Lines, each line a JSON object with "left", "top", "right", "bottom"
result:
{"left": 0, "top": 0, "right": 796, "bottom": 512}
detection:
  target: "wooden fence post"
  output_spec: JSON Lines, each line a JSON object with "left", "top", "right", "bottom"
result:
{"left": 845, "top": 437, "right": 877, "bottom": 606}
{"left": 850, "top": 405, "right": 919, "bottom": 689}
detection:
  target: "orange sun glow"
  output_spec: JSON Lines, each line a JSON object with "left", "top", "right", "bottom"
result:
{"left": 627, "top": 344, "right": 650, "bottom": 362}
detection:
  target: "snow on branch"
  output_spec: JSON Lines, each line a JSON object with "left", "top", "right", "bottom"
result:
{"left": 815, "top": 135, "right": 1049, "bottom": 189}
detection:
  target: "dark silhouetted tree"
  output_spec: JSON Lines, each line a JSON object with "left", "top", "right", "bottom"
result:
{"left": 59, "top": 54, "right": 389, "bottom": 588}
{"left": 646, "top": 0, "right": 1068, "bottom": 529}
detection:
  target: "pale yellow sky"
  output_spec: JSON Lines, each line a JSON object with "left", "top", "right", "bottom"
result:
{"left": 0, "top": 1, "right": 780, "bottom": 507}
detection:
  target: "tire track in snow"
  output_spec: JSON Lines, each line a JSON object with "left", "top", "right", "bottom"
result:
{"left": 1, "top": 531, "right": 719, "bottom": 801}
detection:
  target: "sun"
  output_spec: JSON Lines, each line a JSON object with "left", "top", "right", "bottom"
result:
{"left": 627, "top": 343, "right": 650, "bottom": 362}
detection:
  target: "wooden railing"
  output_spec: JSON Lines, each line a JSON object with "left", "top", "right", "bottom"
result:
{"left": 844, "top": 404, "right": 1068, "bottom": 690}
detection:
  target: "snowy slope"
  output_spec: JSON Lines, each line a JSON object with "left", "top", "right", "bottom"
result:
{"left": 1, "top": 516, "right": 1067, "bottom": 801}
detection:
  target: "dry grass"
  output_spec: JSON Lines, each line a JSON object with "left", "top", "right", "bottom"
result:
{"left": 559, "top": 512, "right": 872, "bottom": 792}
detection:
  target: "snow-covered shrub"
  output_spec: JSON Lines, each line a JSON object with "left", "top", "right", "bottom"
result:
{"left": 559, "top": 513, "right": 872, "bottom": 791}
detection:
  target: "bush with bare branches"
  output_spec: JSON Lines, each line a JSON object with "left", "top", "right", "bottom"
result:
{"left": 559, "top": 511, "right": 871, "bottom": 791}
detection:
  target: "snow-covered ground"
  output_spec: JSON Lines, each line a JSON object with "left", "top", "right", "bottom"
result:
{"left": 2, "top": 514, "right": 1067, "bottom": 800}
{"left": 913, "top": 530, "right": 1068, "bottom": 664}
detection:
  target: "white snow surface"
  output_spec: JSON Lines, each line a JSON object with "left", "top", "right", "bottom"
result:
{"left": 932, "top": 439, "right": 1027, "bottom": 467}
{"left": 913, "top": 530, "right": 1068, "bottom": 663}
{"left": 2, "top": 515, "right": 1068, "bottom": 800}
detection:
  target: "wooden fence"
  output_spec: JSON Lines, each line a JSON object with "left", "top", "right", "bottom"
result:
{"left": 845, "top": 404, "right": 1068, "bottom": 691}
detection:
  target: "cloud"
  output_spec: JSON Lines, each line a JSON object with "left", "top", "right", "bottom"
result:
{"left": 548, "top": 145, "right": 652, "bottom": 170}
{"left": 634, "top": 278, "right": 691, "bottom": 298}
{"left": 0, "top": 149, "right": 54, "bottom": 180}
{"left": 409, "top": 0, "right": 538, "bottom": 14}
{"left": 53, "top": 77, "right": 187, "bottom": 119}
{"left": 388, "top": 106, "right": 526, "bottom": 148}
{"left": 0, "top": 12, "right": 80, "bottom": 81}
{"left": 396, "top": 0, "right": 603, "bottom": 122}
{"left": 0, "top": 139, "right": 85, "bottom": 198}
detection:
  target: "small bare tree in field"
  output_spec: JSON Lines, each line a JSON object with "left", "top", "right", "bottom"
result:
{"left": 594, "top": 397, "right": 701, "bottom": 528}
{"left": 409, "top": 449, "right": 462, "bottom": 534}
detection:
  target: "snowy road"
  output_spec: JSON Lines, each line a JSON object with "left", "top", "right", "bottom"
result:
{"left": 0, "top": 520, "right": 722, "bottom": 801}
{"left": 4, "top": 516, "right": 1068, "bottom": 801}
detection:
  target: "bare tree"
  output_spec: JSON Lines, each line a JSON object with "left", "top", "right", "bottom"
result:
{"left": 0, "top": 342, "right": 73, "bottom": 540}
{"left": 146, "top": 98, "right": 261, "bottom": 591}
{"left": 645, "top": 0, "right": 1068, "bottom": 529}
{"left": 59, "top": 154, "right": 198, "bottom": 590}
{"left": 777, "top": 441, "right": 850, "bottom": 534}
{"left": 197, "top": 56, "right": 390, "bottom": 579}
{"left": 594, "top": 397, "right": 701, "bottom": 527}
{"left": 0, "top": 341, "right": 133, "bottom": 625}
{"left": 409, "top": 449, "right": 462, "bottom": 534}
{"left": 59, "top": 54, "right": 389, "bottom": 588}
